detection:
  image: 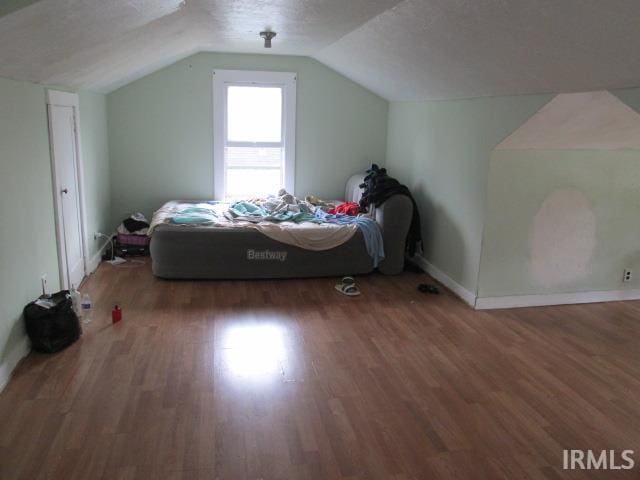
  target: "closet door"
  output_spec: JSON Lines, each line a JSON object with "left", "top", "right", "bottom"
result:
{"left": 48, "top": 91, "right": 86, "bottom": 289}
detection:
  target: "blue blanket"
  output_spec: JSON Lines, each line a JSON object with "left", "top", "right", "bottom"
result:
{"left": 170, "top": 206, "right": 217, "bottom": 225}
{"left": 315, "top": 210, "right": 385, "bottom": 267}
{"left": 228, "top": 201, "right": 321, "bottom": 223}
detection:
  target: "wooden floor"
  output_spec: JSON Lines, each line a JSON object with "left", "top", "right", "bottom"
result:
{"left": 1, "top": 260, "right": 640, "bottom": 479}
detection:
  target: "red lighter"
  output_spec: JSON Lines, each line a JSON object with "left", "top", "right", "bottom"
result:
{"left": 112, "top": 305, "right": 122, "bottom": 323}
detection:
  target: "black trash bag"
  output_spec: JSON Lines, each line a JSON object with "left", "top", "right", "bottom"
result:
{"left": 23, "top": 290, "right": 81, "bottom": 353}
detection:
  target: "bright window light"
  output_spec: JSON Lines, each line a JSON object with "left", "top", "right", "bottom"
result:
{"left": 225, "top": 85, "right": 283, "bottom": 199}
{"left": 227, "top": 86, "right": 282, "bottom": 143}
{"left": 213, "top": 70, "right": 296, "bottom": 201}
{"left": 225, "top": 146, "right": 283, "bottom": 198}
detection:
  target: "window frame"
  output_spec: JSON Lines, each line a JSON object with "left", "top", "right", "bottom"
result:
{"left": 213, "top": 69, "right": 297, "bottom": 200}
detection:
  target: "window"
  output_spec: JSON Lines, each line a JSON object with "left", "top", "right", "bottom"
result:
{"left": 213, "top": 70, "right": 296, "bottom": 200}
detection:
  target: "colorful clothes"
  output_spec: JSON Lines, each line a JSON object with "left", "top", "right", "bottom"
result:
{"left": 315, "top": 209, "right": 385, "bottom": 267}
{"left": 328, "top": 202, "right": 360, "bottom": 216}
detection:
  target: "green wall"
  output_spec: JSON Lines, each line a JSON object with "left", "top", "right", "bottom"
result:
{"left": 79, "top": 91, "right": 111, "bottom": 259}
{"left": 475, "top": 90, "right": 640, "bottom": 300}
{"left": 0, "top": 77, "right": 60, "bottom": 387}
{"left": 107, "top": 52, "right": 388, "bottom": 223}
{"left": 478, "top": 149, "right": 640, "bottom": 297}
{"left": 385, "top": 94, "right": 552, "bottom": 293}
{"left": 0, "top": 77, "right": 110, "bottom": 389}
{"left": 0, "top": 0, "right": 40, "bottom": 18}
{"left": 613, "top": 88, "right": 640, "bottom": 112}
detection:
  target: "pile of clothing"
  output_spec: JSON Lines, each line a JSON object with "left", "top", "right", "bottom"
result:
{"left": 359, "top": 164, "right": 422, "bottom": 256}
{"left": 118, "top": 212, "right": 150, "bottom": 235}
{"left": 225, "top": 189, "right": 321, "bottom": 223}
{"left": 328, "top": 202, "right": 360, "bottom": 216}
{"left": 116, "top": 212, "right": 151, "bottom": 255}
{"left": 314, "top": 209, "right": 383, "bottom": 267}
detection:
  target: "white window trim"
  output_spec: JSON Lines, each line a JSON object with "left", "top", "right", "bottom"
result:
{"left": 212, "top": 69, "right": 297, "bottom": 201}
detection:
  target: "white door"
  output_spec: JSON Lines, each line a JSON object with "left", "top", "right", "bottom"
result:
{"left": 48, "top": 97, "right": 85, "bottom": 289}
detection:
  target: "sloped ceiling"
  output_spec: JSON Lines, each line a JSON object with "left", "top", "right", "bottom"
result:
{"left": 1, "top": 0, "right": 639, "bottom": 99}
{"left": 496, "top": 91, "right": 640, "bottom": 150}
{"left": 317, "top": 0, "right": 640, "bottom": 100}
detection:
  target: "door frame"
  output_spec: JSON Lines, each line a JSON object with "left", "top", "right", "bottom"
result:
{"left": 46, "top": 89, "right": 89, "bottom": 289}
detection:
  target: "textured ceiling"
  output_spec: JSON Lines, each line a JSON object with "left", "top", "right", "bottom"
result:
{"left": 0, "top": 0, "right": 401, "bottom": 92}
{"left": 1, "top": 0, "right": 639, "bottom": 99}
{"left": 496, "top": 91, "right": 640, "bottom": 150}
{"left": 316, "top": 0, "right": 640, "bottom": 100}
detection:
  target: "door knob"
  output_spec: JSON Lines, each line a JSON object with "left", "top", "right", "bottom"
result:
{"left": 61, "top": 188, "right": 68, "bottom": 194}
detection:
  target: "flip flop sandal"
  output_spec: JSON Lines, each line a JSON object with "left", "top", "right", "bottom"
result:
{"left": 335, "top": 282, "right": 361, "bottom": 296}
{"left": 341, "top": 276, "right": 356, "bottom": 286}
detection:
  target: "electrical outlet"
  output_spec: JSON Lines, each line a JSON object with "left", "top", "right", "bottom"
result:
{"left": 623, "top": 268, "right": 633, "bottom": 282}
{"left": 41, "top": 274, "right": 47, "bottom": 295}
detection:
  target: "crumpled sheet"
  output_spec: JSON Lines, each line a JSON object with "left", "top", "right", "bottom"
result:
{"left": 148, "top": 201, "right": 358, "bottom": 251}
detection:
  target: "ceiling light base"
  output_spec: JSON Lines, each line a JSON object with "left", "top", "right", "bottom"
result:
{"left": 260, "top": 31, "right": 276, "bottom": 48}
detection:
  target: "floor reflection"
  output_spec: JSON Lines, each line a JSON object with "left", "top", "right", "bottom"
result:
{"left": 220, "top": 324, "right": 286, "bottom": 378}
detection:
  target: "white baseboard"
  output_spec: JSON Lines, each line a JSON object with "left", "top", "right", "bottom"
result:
{"left": 475, "top": 289, "right": 640, "bottom": 310}
{"left": 411, "top": 255, "right": 640, "bottom": 310}
{"left": 412, "top": 255, "right": 477, "bottom": 307}
{"left": 0, "top": 335, "right": 30, "bottom": 393}
{"left": 86, "top": 232, "right": 114, "bottom": 274}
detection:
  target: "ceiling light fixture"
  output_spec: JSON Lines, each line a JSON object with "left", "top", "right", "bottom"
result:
{"left": 260, "top": 31, "right": 276, "bottom": 48}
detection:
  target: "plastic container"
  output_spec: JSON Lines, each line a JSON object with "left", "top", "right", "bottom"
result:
{"left": 70, "top": 286, "right": 81, "bottom": 318}
{"left": 112, "top": 305, "right": 122, "bottom": 324}
{"left": 81, "top": 293, "right": 93, "bottom": 323}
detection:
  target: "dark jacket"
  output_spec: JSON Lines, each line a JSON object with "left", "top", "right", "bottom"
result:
{"left": 359, "top": 164, "right": 422, "bottom": 256}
